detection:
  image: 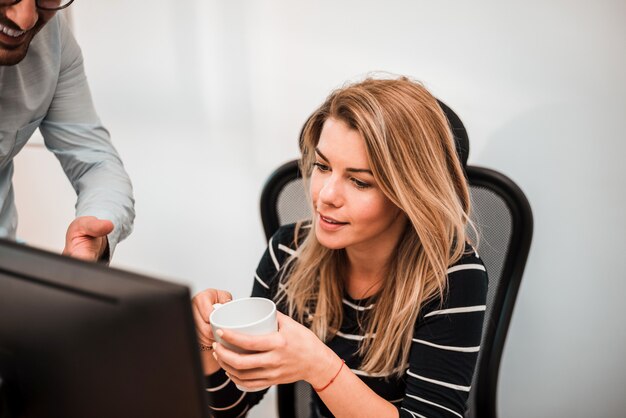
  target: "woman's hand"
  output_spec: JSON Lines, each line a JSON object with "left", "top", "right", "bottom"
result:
{"left": 212, "top": 312, "right": 340, "bottom": 391}
{"left": 191, "top": 288, "right": 233, "bottom": 374}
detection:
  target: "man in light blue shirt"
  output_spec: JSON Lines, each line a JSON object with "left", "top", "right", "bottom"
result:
{"left": 0, "top": 0, "right": 134, "bottom": 261}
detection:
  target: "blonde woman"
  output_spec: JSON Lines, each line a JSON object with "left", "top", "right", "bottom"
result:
{"left": 193, "top": 76, "right": 488, "bottom": 418}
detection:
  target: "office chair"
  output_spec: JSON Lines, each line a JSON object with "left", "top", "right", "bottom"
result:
{"left": 259, "top": 102, "right": 533, "bottom": 418}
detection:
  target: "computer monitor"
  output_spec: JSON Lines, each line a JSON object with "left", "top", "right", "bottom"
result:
{"left": 0, "top": 238, "right": 209, "bottom": 418}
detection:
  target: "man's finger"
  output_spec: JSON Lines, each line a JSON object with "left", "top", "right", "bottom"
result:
{"left": 81, "top": 218, "right": 114, "bottom": 237}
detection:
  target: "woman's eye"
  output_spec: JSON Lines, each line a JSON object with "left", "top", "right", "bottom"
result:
{"left": 313, "top": 162, "right": 330, "bottom": 172}
{"left": 351, "top": 178, "right": 371, "bottom": 189}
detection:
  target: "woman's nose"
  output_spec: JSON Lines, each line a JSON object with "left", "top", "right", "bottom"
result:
{"left": 318, "top": 175, "right": 343, "bottom": 208}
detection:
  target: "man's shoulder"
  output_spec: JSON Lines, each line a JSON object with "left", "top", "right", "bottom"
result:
{"left": 30, "top": 14, "right": 63, "bottom": 53}
{"left": 28, "top": 14, "right": 79, "bottom": 69}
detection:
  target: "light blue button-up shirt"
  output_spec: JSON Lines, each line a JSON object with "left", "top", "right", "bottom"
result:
{"left": 0, "top": 14, "right": 134, "bottom": 254}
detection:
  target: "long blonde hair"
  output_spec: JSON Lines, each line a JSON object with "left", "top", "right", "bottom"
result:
{"left": 276, "top": 76, "right": 472, "bottom": 378}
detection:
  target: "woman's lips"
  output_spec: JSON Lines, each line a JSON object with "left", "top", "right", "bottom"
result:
{"left": 318, "top": 213, "right": 348, "bottom": 231}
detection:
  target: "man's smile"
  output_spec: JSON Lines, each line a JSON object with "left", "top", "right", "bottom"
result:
{"left": 0, "top": 21, "right": 29, "bottom": 48}
{"left": 0, "top": 21, "right": 26, "bottom": 37}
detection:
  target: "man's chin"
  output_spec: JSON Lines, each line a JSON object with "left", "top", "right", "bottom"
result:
{"left": 0, "top": 27, "right": 40, "bottom": 66}
{"left": 0, "top": 44, "right": 30, "bottom": 66}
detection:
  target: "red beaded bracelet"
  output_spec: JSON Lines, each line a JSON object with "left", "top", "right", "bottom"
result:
{"left": 314, "top": 360, "right": 345, "bottom": 393}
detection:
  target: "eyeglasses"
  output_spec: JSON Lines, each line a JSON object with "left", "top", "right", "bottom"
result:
{"left": 0, "top": 0, "right": 75, "bottom": 12}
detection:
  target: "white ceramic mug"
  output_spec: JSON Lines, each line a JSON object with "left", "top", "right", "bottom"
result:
{"left": 210, "top": 297, "right": 277, "bottom": 392}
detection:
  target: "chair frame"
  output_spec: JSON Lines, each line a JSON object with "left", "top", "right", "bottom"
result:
{"left": 260, "top": 159, "right": 301, "bottom": 242}
{"left": 464, "top": 165, "right": 533, "bottom": 418}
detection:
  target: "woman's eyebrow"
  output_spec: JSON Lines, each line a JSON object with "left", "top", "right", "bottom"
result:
{"left": 314, "top": 147, "right": 329, "bottom": 162}
{"left": 315, "top": 148, "right": 373, "bottom": 175}
{"left": 347, "top": 167, "right": 373, "bottom": 174}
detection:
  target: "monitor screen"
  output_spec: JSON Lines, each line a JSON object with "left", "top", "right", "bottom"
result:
{"left": 0, "top": 239, "right": 209, "bottom": 418}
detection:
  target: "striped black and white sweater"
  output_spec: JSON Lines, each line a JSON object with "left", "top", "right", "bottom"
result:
{"left": 205, "top": 223, "right": 488, "bottom": 418}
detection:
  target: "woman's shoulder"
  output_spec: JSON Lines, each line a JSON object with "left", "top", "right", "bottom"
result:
{"left": 270, "top": 221, "right": 312, "bottom": 250}
{"left": 255, "top": 222, "right": 312, "bottom": 295}
{"left": 416, "top": 243, "right": 488, "bottom": 322}
{"left": 442, "top": 243, "right": 489, "bottom": 305}
{"left": 264, "top": 221, "right": 312, "bottom": 267}
{"left": 448, "top": 243, "right": 487, "bottom": 273}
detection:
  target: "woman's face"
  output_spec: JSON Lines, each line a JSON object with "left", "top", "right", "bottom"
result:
{"left": 310, "top": 117, "right": 406, "bottom": 256}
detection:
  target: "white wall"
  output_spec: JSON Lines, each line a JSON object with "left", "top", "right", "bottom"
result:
{"left": 13, "top": 0, "right": 626, "bottom": 416}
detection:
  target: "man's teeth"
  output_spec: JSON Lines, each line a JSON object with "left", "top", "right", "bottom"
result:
{"left": 0, "top": 24, "right": 26, "bottom": 38}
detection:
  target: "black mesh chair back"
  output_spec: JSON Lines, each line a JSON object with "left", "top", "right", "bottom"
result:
{"left": 462, "top": 166, "right": 533, "bottom": 418}
{"left": 259, "top": 103, "right": 533, "bottom": 418}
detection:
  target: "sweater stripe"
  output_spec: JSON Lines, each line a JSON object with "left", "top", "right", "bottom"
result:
{"left": 278, "top": 243, "right": 297, "bottom": 256}
{"left": 412, "top": 338, "right": 481, "bottom": 353}
{"left": 424, "top": 305, "right": 486, "bottom": 318}
{"left": 342, "top": 298, "right": 375, "bottom": 311}
{"left": 206, "top": 377, "right": 231, "bottom": 392}
{"left": 406, "top": 394, "right": 463, "bottom": 418}
{"left": 401, "top": 408, "right": 428, "bottom": 418}
{"left": 446, "top": 263, "right": 486, "bottom": 274}
{"left": 268, "top": 236, "right": 279, "bottom": 270}
{"left": 254, "top": 273, "right": 269, "bottom": 290}
{"left": 209, "top": 392, "right": 246, "bottom": 411}
{"left": 407, "top": 369, "right": 471, "bottom": 392}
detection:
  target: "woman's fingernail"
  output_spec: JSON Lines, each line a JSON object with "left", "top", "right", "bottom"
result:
{"left": 212, "top": 342, "right": 217, "bottom": 350}
{"left": 216, "top": 329, "right": 224, "bottom": 337}
{"left": 212, "top": 352, "right": 218, "bottom": 361}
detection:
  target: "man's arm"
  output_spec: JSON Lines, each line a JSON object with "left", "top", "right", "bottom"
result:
{"left": 39, "top": 15, "right": 135, "bottom": 261}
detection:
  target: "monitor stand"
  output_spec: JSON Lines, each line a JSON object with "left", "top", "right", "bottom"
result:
{"left": 0, "top": 375, "right": 8, "bottom": 418}
{"left": 0, "top": 350, "right": 21, "bottom": 418}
